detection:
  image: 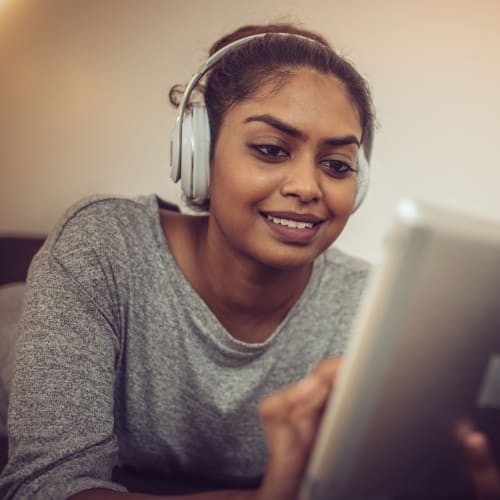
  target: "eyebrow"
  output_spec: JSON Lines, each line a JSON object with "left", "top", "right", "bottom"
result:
{"left": 244, "top": 114, "right": 360, "bottom": 148}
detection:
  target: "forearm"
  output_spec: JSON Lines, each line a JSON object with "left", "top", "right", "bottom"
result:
{"left": 69, "top": 488, "right": 257, "bottom": 500}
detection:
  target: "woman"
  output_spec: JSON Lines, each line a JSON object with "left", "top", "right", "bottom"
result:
{"left": 0, "top": 22, "right": 495, "bottom": 500}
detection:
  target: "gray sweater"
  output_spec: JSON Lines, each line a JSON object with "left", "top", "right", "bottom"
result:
{"left": 0, "top": 194, "right": 370, "bottom": 499}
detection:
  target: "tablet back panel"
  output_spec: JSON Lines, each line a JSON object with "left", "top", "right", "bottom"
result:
{"left": 301, "top": 200, "right": 500, "bottom": 499}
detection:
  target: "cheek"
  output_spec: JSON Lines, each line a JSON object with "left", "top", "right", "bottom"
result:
{"left": 323, "top": 177, "right": 358, "bottom": 216}
{"left": 209, "top": 154, "right": 279, "bottom": 205}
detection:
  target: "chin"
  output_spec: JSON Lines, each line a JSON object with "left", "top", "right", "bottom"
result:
{"left": 249, "top": 245, "right": 325, "bottom": 271}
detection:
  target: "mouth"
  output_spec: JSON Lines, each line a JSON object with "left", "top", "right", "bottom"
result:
{"left": 260, "top": 211, "right": 325, "bottom": 244}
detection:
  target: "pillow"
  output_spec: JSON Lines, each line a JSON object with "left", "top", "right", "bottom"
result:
{"left": 0, "top": 282, "right": 25, "bottom": 437}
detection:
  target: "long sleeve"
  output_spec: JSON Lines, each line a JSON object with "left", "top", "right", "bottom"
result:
{"left": 0, "top": 205, "right": 128, "bottom": 499}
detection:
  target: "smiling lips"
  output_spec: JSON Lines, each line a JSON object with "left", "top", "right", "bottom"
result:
{"left": 261, "top": 211, "right": 325, "bottom": 243}
{"left": 263, "top": 211, "right": 324, "bottom": 226}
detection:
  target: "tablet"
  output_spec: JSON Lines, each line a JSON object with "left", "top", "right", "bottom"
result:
{"left": 300, "top": 199, "right": 500, "bottom": 499}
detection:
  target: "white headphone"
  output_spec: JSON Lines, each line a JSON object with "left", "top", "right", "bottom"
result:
{"left": 170, "top": 33, "right": 372, "bottom": 211}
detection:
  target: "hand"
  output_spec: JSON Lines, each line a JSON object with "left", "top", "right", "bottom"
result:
{"left": 256, "top": 357, "right": 342, "bottom": 500}
{"left": 456, "top": 421, "right": 500, "bottom": 499}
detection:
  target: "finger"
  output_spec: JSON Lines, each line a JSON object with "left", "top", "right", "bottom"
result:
{"left": 259, "top": 376, "right": 316, "bottom": 429}
{"left": 259, "top": 371, "right": 331, "bottom": 423}
{"left": 290, "top": 357, "right": 343, "bottom": 419}
{"left": 288, "top": 376, "right": 330, "bottom": 420}
{"left": 464, "top": 432, "right": 500, "bottom": 499}
{"left": 259, "top": 374, "right": 331, "bottom": 457}
{"left": 259, "top": 357, "right": 342, "bottom": 426}
{"left": 456, "top": 422, "right": 500, "bottom": 499}
{"left": 287, "top": 386, "right": 330, "bottom": 456}
{"left": 312, "top": 357, "right": 343, "bottom": 385}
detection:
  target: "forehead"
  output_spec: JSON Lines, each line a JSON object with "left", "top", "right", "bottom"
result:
{"left": 225, "top": 68, "right": 362, "bottom": 139}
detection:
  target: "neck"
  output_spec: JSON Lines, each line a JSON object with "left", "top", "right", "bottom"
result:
{"left": 192, "top": 216, "right": 313, "bottom": 342}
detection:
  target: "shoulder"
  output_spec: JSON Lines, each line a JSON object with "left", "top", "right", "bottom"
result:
{"left": 45, "top": 194, "right": 162, "bottom": 257}
{"left": 23, "top": 194, "right": 171, "bottom": 317}
{"left": 52, "top": 194, "right": 158, "bottom": 238}
{"left": 26, "top": 194, "right": 169, "bottom": 295}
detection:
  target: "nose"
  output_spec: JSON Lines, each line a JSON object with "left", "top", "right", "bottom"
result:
{"left": 280, "top": 157, "right": 322, "bottom": 203}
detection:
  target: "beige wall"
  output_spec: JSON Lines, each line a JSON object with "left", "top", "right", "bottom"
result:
{"left": 1, "top": 0, "right": 499, "bottom": 262}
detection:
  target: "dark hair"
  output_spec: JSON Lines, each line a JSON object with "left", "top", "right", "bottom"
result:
{"left": 169, "top": 23, "right": 376, "bottom": 210}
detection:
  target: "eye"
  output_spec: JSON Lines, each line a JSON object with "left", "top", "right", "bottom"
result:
{"left": 249, "top": 144, "right": 289, "bottom": 160}
{"left": 320, "top": 159, "right": 358, "bottom": 178}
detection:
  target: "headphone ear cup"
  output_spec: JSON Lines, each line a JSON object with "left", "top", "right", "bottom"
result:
{"left": 191, "top": 106, "right": 211, "bottom": 201}
{"left": 352, "top": 146, "right": 370, "bottom": 212}
{"left": 180, "top": 110, "right": 194, "bottom": 198}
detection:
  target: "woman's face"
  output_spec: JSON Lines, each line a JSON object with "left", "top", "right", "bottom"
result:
{"left": 208, "top": 67, "right": 362, "bottom": 269}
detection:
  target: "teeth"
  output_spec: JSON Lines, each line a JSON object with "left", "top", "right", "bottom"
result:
{"left": 267, "top": 215, "right": 314, "bottom": 229}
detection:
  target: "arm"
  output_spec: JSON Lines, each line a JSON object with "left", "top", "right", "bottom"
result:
{"left": 70, "top": 488, "right": 255, "bottom": 499}
{"left": 69, "top": 359, "right": 342, "bottom": 500}
{"left": 0, "top": 214, "right": 127, "bottom": 498}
